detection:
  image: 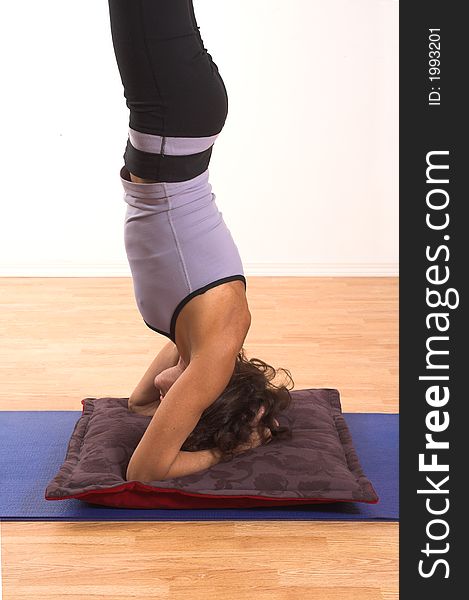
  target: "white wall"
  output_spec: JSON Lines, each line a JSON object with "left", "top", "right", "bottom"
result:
{"left": 0, "top": 0, "right": 398, "bottom": 277}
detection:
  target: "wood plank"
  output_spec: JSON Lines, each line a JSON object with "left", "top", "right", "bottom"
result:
{"left": 1, "top": 522, "right": 397, "bottom": 599}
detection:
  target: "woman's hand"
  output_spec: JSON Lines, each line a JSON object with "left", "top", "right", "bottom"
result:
{"left": 153, "top": 355, "right": 187, "bottom": 399}
{"left": 129, "top": 341, "right": 180, "bottom": 406}
{"left": 129, "top": 361, "right": 185, "bottom": 414}
{"left": 232, "top": 426, "right": 273, "bottom": 456}
{"left": 232, "top": 405, "right": 279, "bottom": 456}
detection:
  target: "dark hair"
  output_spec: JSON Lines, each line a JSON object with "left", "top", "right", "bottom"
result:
{"left": 181, "top": 347, "right": 294, "bottom": 462}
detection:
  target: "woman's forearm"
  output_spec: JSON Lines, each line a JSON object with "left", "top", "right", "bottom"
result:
{"left": 130, "top": 341, "right": 180, "bottom": 405}
{"left": 161, "top": 448, "right": 223, "bottom": 480}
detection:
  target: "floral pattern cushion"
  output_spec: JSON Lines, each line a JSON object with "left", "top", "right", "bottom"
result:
{"left": 45, "top": 388, "right": 378, "bottom": 509}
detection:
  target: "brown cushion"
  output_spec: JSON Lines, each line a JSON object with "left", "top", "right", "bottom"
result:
{"left": 45, "top": 388, "right": 378, "bottom": 509}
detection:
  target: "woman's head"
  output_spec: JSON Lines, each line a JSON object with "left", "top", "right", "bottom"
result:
{"left": 181, "top": 347, "right": 294, "bottom": 461}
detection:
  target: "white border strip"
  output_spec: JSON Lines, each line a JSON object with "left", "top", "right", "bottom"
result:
{"left": 0, "top": 262, "right": 399, "bottom": 277}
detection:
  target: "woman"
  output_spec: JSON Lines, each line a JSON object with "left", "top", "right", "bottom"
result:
{"left": 107, "top": 0, "right": 293, "bottom": 482}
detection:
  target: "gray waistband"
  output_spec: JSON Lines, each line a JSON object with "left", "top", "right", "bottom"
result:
{"left": 128, "top": 128, "right": 219, "bottom": 156}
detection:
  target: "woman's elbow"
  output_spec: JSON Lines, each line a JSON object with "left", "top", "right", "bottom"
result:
{"left": 125, "top": 461, "right": 139, "bottom": 482}
{"left": 125, "top": 461, "right": 168, "bottom": 483}
{"left": 125, "top": 468, "right": 159, "bottom": 484}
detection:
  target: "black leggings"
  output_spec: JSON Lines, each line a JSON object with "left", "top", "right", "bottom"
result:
{"left": 108, "top": 1, "right": 245, "bottom": 341}
{"left": 107, "top": 0, "right": 229, "bottom": 180}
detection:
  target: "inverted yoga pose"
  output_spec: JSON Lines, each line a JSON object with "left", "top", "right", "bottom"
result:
{"left": 107, "top": 0, "right": 293, "bottom": 482}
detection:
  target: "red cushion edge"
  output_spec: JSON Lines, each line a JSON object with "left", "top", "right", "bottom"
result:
{"left": 45, "top": 480, "right": 379, "bottom": 509}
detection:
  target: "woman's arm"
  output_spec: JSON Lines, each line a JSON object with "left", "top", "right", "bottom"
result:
{"left": 162, "top": 425, "right": 272, "bottom": 480}
{"left": 129, "top": 341, "right": 180, "bottom": 408}
{"left": 125, "top": 348, "right": 237, "bottom": 482}
{"left": 162, "top": 448, "right": 223, "bottom": 479}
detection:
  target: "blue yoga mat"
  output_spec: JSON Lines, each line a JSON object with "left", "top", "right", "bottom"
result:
{"left": 0, "top": 411, "right": 398, "bottom": 521}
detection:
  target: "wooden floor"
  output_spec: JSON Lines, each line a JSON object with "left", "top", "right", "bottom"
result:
{"left": 0, "top": 277, "right": 398, "bottom": 599}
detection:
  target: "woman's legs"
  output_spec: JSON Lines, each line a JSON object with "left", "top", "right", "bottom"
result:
{"left": 107, "top": 0, "right": 245, "bottom": 341}
{"left": 107, "top": 0, "right": 228, "bottom": 181}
